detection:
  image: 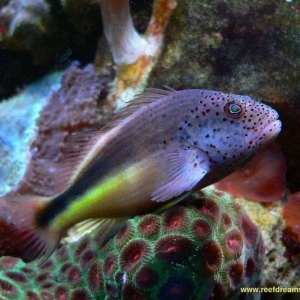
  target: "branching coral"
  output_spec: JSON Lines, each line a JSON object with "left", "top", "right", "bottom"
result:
{"left": 99, "top": 0, "right": 149, "bottom": 66}
{"left": 0, "top": 188, "right": 265, "bottom": 299}
{"left": 98, "top": 0, "right": 177, "bottom": 106}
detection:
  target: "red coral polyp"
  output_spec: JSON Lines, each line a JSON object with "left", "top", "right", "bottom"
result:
{"left": 137, "top": 215, "right": 160, "bottom": 237}
{"left": 224, "top": 230, "right": 244, "bottom": 257}
{"left": 194, "top": 198, "right": 220, "bottom": 221}
{"left": 26, "top": 290, "right": 40, "bottom": 300}
{"left": 54, "top": 285, "right": 69, "bottom": 300}
{"left": 135, "top": 267, "right": 159, "bottom": 289}
{"left": 40, "top": 259, "right": 54, "bottom": 270}
{"left": 155, "top": 235, "right": 193, "bottom": 263}
{"left": 34, "top": 272, "right": 50, "bottom": 284}
{"left": 4, "top": 271, "right": 28, "bottom": 284}
{"left": 87, "top": 261, "right": 102, "bottom": 292}
{"left": 40, "top": 281, "right": 55, "bottom": 289}
{"left": 70, "top": 288, "right": 92, "bottom": 300}
{"left": 191, "top": 218, "right": 212, "bottom": 240}
{"left": 221, "top": 213, "right": 232, "bottom": 231}
{"left": 55, "top": 245, "right": 69, "bottom": 261}
{"left": 162, "top": 206, "right": 188, "bottom": 232}
{"left": 0, "top": 279, "right": 18, "bottom": 297}
{"left": 158, "top": 276, "right": 195, "bottom": 300}
{"left": 79, "top": 249, "right": 95, "bottom": 270}
{"left": 245, "top": 257, "right": 255, "bottom": 278}
{"left": 227, "top": 262, "right": 244, "bottom": 289}
{"left": 105, "top": 283, "right": 118, "bottom": 298}
{"left": 115, "top": 223, "right": 133, "bottom": 246}
{"left": 239, "top": 214, "right": 259, "bottom": 247}
{"left": 201, "top": 240, "right": 223, "bottom": 272}
{"left": 122, "top": 283, "right": 146, "bottom": 300}
{"left": 120, "top": 240, "right": 150, "bottom": 272}
{"left": 74, "top": 238, "right": 90, "bottom": 259}
{"left": 209, "top": 282, "right": 227, "bottom": 300}
{"left": 0, "top": 257, "right": 19, "bottom": 269}
{"left": 40, "top": 290, "right": 53, "bottom": 300}
{"left": 103, "top": 253, "right": 117, "bottom": 278}
{"left": 67, "top": 266, "right": 82, "bottom": 286}
{"left": 59, "top": 262, "right": 73, "bottom": 281}
{"left": 20, "top": 267, "right": 36, "bottom": 276}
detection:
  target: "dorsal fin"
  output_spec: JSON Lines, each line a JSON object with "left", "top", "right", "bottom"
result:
{"left": 141, "top": 86, "right": 177, "bottom": 97}
{"left": 101, "top": 86, "right": 177, "bottom": 132}
{"left": 54, "top": 87, "right": 177, "bottom": 190}
{"left": 54, "top": 130, "right": 102, "bottom": 191}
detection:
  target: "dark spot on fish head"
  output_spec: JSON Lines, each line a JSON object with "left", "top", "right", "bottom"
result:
{"left": 177, "top": 91, "right": 280, "bottom": 176}
{"left": 240, "top": 97, "right": 281, "bottom": 151}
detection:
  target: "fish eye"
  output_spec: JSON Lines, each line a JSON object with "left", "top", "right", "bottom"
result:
{"left": 224, "top": 102, "right": 243, "bottom": 118}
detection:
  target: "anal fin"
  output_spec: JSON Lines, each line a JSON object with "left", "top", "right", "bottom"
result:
{"left": 66, "top": 217, "right": 128, "bottom": 245}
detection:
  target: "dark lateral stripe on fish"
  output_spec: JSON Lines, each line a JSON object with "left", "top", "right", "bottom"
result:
{"left": 36, "top": 163, "right": 112, "bottom": 227}
{"left": 36, "top": 194, "right": 69, "bottom": 227}
{"left": 37, "top": 137, "right": 141, "bottom": 227}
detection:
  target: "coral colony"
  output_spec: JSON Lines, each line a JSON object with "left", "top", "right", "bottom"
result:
{"left": 0, "top": 188, "right": 264, "bottom": 299}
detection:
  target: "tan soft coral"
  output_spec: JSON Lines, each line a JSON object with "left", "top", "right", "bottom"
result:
{"left": 97, "top": 0, "right": 177, "bottom": 107}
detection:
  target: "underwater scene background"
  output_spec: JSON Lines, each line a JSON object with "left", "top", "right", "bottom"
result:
{"left": 0, "top": 0, "right": 299, "bottom": 299}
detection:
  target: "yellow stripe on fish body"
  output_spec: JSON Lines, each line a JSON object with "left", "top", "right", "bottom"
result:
{"left": 51, "top": 157, "right": 164, "bottom": 231}
{"left": 0, "top": 87, "right": 281, "bottom": 262}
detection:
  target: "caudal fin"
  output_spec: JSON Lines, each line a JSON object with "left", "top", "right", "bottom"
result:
{"left": 0, "top": 195, "right": 61, "bottom": 263}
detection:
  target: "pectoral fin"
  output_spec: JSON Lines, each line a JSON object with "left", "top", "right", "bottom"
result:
{"left": 151, "top": 149, "right": 210, "bottom": 202}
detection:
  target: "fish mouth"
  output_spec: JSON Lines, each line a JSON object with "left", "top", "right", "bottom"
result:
{"left": 245, "top": 118, "right": 282, "bottom": 147}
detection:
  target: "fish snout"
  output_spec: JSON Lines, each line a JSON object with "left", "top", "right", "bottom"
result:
{"left": 245, "top": 111, "right": 281, "bottom": 147}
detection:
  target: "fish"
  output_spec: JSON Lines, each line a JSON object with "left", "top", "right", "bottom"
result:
{"left": 0, "top": 88, "right": 281, "bottom": 262}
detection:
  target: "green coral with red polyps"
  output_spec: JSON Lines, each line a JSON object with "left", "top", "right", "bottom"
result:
{"left": 0, "top": 187, "right": 264, "bottom": 299}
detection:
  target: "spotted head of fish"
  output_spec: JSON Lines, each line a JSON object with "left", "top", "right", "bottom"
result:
{"left": 178, "top": 90, "right": 281, "bottom": 177}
